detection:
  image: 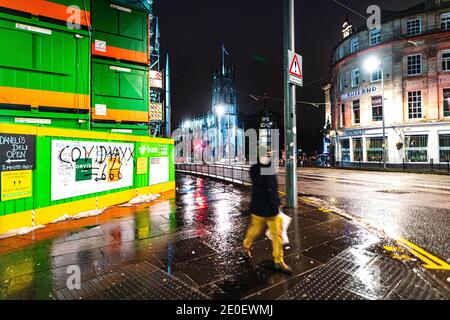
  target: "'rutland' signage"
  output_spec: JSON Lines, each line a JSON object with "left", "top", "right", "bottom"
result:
{"left": 341, "top": 86, "right": 378, "bottom": 101}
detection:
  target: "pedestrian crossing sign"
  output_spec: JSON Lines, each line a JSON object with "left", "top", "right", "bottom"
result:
{"left": 288, "top": 50, "right": 303, "bottom": 87}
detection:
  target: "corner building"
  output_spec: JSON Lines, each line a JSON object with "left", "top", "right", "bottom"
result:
{"left": 324, "top": 0, "right": 450, "bottom": 166}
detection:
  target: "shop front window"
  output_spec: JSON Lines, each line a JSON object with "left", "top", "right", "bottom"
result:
{"left": 405, "top": 135, "right": 428, "bottom": 162}
{"left": 353, "top": 138, "right": 363, "bottom": 162}
{"left": 366, "top": 137, "right": 384, "bottom": 162}
{"left": 341, "top": 139, "right": 350, "bottom": 162}
{"left": 439, "top": 135, "right": 450, "bottom": 163}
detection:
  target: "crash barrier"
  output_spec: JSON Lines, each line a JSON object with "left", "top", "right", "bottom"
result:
{"left": 175, "top": 163, "right": 252, "bottom": 186}
{"left": 0, "top": 124, "right": 175, "bottom": 235}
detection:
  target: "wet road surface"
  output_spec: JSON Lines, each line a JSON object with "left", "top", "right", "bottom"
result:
{"left": 277, "top": 168, "right": 450, "bottom": 265}
{"left": 0, "top": 174, "right": 448, "bottom": 300}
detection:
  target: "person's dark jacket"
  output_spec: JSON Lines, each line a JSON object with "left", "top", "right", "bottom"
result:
{"left": 249, "top": 162, "right": 280, "bottom": 217}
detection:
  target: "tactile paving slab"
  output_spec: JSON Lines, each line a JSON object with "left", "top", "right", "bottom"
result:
{"left": 53, "top": 261, "right": 209, "bottom": 300}
{"left": 279, "top": 246, "right": 448, "bottom": 300}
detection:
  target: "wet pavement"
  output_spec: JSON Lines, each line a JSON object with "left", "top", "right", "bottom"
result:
{"left": 0, "top": 174, "right": 449, "bottom": 300}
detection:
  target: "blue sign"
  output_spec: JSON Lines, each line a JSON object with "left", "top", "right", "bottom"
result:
{"left": 342, "top": 86, "right": 378, "bottom": 101}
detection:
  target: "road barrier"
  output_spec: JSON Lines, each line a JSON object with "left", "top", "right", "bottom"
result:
{"left": 176, "top": 163, "right": 252, "bottom": 186}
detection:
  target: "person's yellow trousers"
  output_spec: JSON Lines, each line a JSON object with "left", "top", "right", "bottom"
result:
{"left": 243, "top": 214, "right": 284, "bottom": 264}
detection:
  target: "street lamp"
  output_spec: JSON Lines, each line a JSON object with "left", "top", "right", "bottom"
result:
{"left": 364, "top": 56, "right": 386, "bottom": 169}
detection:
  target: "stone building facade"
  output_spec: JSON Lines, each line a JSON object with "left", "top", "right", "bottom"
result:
{"left": 323, "top": 0, "right": 450, "bottom": 166}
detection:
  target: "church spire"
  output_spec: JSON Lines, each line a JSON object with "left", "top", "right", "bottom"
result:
{"left": 221, "top": 44, "right": 229, "bottom": 76}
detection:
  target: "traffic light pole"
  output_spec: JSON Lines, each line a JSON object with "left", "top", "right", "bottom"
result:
{"left": 283, "top": 0, "right": 298, "bottom": 208}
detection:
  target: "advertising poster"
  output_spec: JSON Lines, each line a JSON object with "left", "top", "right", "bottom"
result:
{"left": 51, "top": 140, "right": 134, "bottom": 201}
{"left": 136, "top": 142, "right": 173, "bottom": 186}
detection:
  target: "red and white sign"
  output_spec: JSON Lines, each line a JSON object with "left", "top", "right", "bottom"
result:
{"left": 150, "top": 71, "right": 163, "bottom": 89}
{"left": 288, "top": 50, "right": 303, "bottom": 87}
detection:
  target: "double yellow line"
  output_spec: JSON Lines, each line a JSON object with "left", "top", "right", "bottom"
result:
{"left": 279, "top": 190, "right": 450, "bottom": 271}
{"left": 397, "top": 238, "right": 450, "bottom": 271}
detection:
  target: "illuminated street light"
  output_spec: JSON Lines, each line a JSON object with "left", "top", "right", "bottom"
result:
{"left": 364, "top": 56, "right": 381, "bottom": 73}
{"left": 364, "top": 56, "right": 386, "bottom": 169}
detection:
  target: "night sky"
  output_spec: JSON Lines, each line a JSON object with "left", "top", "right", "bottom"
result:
{"left": 154, "top": 0, "right": 422, "bottom": 153}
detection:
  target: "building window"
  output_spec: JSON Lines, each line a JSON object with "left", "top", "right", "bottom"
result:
{"left": 440, "top": 135, "right": 450, "bottom": 162}
{"left": 351, "top": 68, "right": 360, "bottom": 87}
{"left": 350, "top": 37, "right": 359, "bottom": 53}
{"left": 405, "top": 135, "right": 428, "bottom": 162}
{"left": 441, "top": 12, "right": 450, "bottom": 30}
{"left": 406, "top": 18, "right": 422, "bottom": 36}
{"left": 353, "top": 138, "right": 363, "bottom": 162}
{"left": 339, "top": 73, "right": 345, "bottom": 92}
{"left": 369, "top": 28, "right": 381, "bottom": 46}
{"left": 443, "top": 51, "right": 450, "bottom": 71}
{"left": 341, "top": 139, "right": 350, "bottom": 161}
{"left": 371, "top": 68, "right": 382, "bottom": 82}
{"left": 444, "top": 88, "right": 450, "bottom": 117}
{"left": 338, "top": 46, "right": 344, "bottom": 60}
{"left": 408, "top": 91, "right": 423, "bottom": 119}
{"left": 366, "top": 137, "right": 384, "bottom": 162}
{"left": 352, "top": 100, "right": 360, "bottom": 125}
{"left": 372, "top": 96, "right": 383, "bottom": 121}
{"left": 340, "top": 104, "right": 346, "bottom": 127}
{"left": 407, "top": 54, "right": 422, "bottom": 76}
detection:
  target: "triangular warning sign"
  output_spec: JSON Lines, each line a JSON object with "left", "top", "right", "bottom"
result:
{"left": 289, "top": 54, "right": 302, "bottom": 78}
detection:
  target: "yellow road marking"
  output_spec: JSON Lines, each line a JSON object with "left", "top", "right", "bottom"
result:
{"left": 397, "top": 238, "right": 450, "bottom": 270}
{"left": 278, "top": 191, "right": 450, "bottom": 270}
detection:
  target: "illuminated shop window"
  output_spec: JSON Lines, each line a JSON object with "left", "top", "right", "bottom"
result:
{"left": 341, "top": 139, "right": 350, "bottom": 161}
{"left": 366, "top": 137, "right": 384, "bottom": 162}
{"left": 439, "top": 135, "right": 450, "bottom": 162}
{"left": 353, "top": 138, "right": 363, "bottom": 161}
{"left": 405, "top": 135, "right": 428, "bottom": 163}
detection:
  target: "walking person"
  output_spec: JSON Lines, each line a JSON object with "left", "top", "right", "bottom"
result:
{"left": 243, "top": 146, "right": 292, "bottom": 274}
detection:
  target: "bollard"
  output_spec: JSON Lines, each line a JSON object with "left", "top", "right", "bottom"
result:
{"left": 430, "top": 159, "right": 434, "bottom": 172}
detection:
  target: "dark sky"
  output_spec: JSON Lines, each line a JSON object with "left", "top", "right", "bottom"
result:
{"left": 154, "top": 0, "right": 422, "bottom": 153}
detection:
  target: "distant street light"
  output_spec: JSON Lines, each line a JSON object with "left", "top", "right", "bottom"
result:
{"left": 364, "top": 56, "right": 386, "bottom": 169}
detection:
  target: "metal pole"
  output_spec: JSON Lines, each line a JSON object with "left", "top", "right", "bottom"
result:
{"left": 382, "top": 68, "right": 386, "bottom": 169}
{"left": 227, "top": 111, "right": 231, "bottom": 164}
{"left": 165, "top": 54, "right": 171, "bottom": 137}
{"left": 283, "top": 0, "right": 298, "bottom": 208}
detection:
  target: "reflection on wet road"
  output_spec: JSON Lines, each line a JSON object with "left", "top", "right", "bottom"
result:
{"left": 278, "top": 168, "right": 450, "bottom": 262}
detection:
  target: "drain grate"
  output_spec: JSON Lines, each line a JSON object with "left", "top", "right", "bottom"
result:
{"left": 53, "top": 261, "right": 209, "bottom": 300}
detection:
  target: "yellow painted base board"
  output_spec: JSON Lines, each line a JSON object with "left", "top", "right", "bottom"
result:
{"left": 0, "top": 181, "right": 175, "bottom": 235}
